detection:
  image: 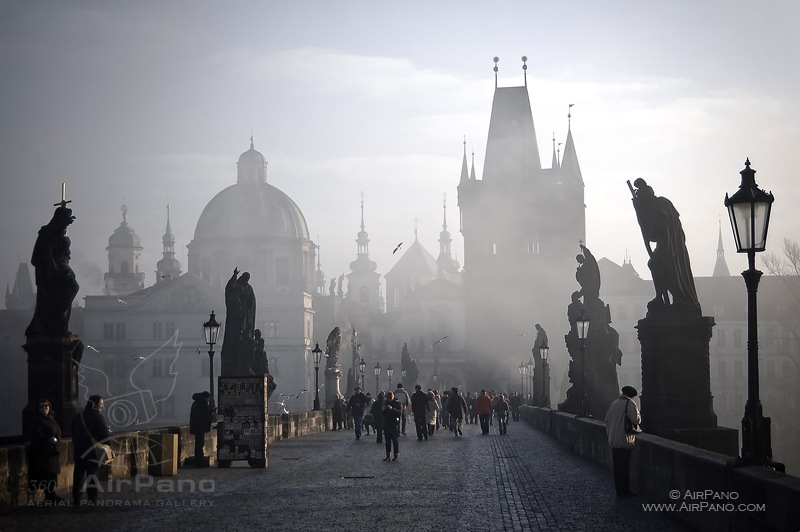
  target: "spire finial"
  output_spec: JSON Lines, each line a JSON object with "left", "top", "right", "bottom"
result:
{"left": 493, "top": 56, "right": 499, "bottom": 88}
{"left": 557, "top": 142, "right": 563, "bottom": 167}
{"left": 360, "top": 191, "right": 365, "bottom": 231}
{"left": 568, "top": 103, "right": 574, "bottom": 130}
{"left": 521, "top": 56, "right": 528, "bottom": 87}
{"left": 442, "top": 193, "right": 448, "bottom": 231}
{"left": 121, "top": 203, "right": 127, "bottom": 223}
{"left": 414, "top": 218, "right": 419, "bottom": 241}
{"left": 250, "top": 131, "right": 254, "bottom": 149}
{"left": 166, "top": 204, "right": 172, "bottom": 230}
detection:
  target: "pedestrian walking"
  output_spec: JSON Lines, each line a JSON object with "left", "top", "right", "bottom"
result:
{"left": 604, "top": 385, "right": 641, "bottom": 497}
{"left": 347, "top": 387, "right": 370, "bottom": 440}
{"left": 494, "top": 392, "right": 510, "bottom": 434}
{"left": 71, "top": 395, "right": 111, "bottom": 505}
{"left": 363, "top": 392, "right": 374, "bottom": 436}
{"left": 426, "top": 390, "right": 439, "bottom": 437}
{"left": 382, "top": 391, "right": 402, "bottom": 461}
{"left": 510, "top": 392, "right": 522, "bottom": 422}
{"left": 189, "top": 391, "right": 212, "bottom": 466}
{"left": 393, "top": 383, "right": 410, "bottom": 435}
{"left": 332, "top": 395, "right": 346, "bottom": 431}
{"left": 465, "top": 391, "right": 475, "bottom": 424}
{"left": 28, "top": 399, "right": 63, "bottom": 501}
{"left": 476, "top": 389, "right": 493, "bottom": 435}
{"left": 446, "top": 387, "right": 467, "bottom": 436}
{"left": 410, "top": 384, "right": 430, "bottom": 441}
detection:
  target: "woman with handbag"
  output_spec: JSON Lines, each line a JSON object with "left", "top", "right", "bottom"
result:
{"left": 604, "top": 386, "right": 641, "bottom": 497}
{"left": 29, "top": 399, "right": 63, "bottom": 502}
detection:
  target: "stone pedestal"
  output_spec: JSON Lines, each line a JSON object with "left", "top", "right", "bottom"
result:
{"left": 325, "top": 368, "right": 342, "bottom": 408}
{"left": 637, "top": 315, "right": 738, "bottom": 455}
{"left": 22, "top": 335, "right": 83, "bottom": 438}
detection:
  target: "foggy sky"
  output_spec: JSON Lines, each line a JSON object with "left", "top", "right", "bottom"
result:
{"left": 1, "top": 2, "right": 799, "bottom": 305}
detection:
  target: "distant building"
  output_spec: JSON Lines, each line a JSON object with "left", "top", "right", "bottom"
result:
{"left": 104, "top": 205, "right": 145, "bottom": 296}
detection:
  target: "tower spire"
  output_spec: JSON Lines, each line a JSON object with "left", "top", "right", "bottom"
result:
{"left": 470, "top": 149, "right": 476, "bottom": 180}
{"left": 713, "top": 216, "right": 732, "bottom": 277}
{"left": 493, "top": 56, "right": 499, "bottom": 88}
{"left": 459, "top": 136, "right": 469, "bottom": 184}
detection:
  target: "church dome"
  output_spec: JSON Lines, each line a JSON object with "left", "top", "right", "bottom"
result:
{"left": 193, "top": 182, "right": 310, "bottom": 241}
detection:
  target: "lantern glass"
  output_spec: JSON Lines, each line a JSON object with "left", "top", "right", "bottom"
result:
{"left": 312, "top": 343, "right": 323, "bottom": 365}
{"left": 374, "top": 363, "right": 381, "bottom": 376}
{"left": 724, "top": 159, "right": 774, "bottom": 253}
{"left": 387, "top": 365, "right": 394, "bottom": 378}
{"left": 358, "top": 357, "right": 366, "bottom": 373}
{"left": 203, "top": 311, "right": 221, "bottom": 346}
{"left": 540, "top": 345, "right": 549, "bottom": 361}
{"left": 576, "top": 310, "right": 590, "bottom": 340}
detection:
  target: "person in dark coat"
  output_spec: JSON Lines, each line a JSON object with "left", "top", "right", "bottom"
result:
{"left": 410, "top": 384, "right": 430, "bottom": 441}
{"left": 382, "top": 391, "right": 403, "bottom": 461}
{"left": 29, "top": 399, "right": 63, "bottom": 501}
{"left": 189, "top": 392, "right": 212, "bottom": 465}
{"left": 332, "top": 396, "right": 346, "bottom": 431}
{"left": 371, "top": 391, "right": 385, "bottom": 444}
{"left": 346, "top": 387, "right": 370, "bottom": 440}
{"left": 71, "top": 395, "right": 111, "bottom": 505}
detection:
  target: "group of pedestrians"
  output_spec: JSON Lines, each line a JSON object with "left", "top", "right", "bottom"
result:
{"left": 28, "top": 394, "right": 112, "bottom": 505}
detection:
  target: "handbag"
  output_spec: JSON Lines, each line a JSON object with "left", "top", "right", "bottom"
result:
{"left": 624, "top": 402, "right": 642, "bottom": 435}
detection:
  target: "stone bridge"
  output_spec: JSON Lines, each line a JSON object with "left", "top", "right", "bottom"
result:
{"left": 2, "top": 408, "right": 798, "bottom": 531}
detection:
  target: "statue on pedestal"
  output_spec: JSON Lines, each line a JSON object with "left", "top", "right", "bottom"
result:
{"left": 558, "top": 245, "right": 622, "bottom": 418}
{"left": 250, "top": 329, "right": 276, "bottom": 399}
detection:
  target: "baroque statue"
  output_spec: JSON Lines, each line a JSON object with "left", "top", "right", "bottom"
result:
{"left": 630, "top": 179, "right": 701, "bottom": 316}
{"left": 26, "top": 203, "right": 80, "bottom": 338}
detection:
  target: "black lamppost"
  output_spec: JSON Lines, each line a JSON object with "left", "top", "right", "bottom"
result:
{"left": 374, "top": 362, "right": 381, "bottom": 396}
{"left": 401, "top": 369, "right": 407, "bottom": 383}
{"left": 540, "top": 342, "right": 550, "bottom": 408}
{"left": 725, "top": 158, "right": 784, "bottom": 471}
{"left": 518, "top": 362, "right": 525, "bottom": 397}
{"left": 527, "top": 359, "right": 534, "bottom": 406}
{"left": 312, "top": 343, "right": 323, "bottom": 410}
{"left": 358, "top": 357, "right": 366, "bottom": 389}
{"left": 386, "top": 364, "right": 394, "bottom": 391}
{"left": 202, "top": 311, "right": 221, "bottom": 412}
{"left": 576, "top": 308, "right": 590, "bottom": 417}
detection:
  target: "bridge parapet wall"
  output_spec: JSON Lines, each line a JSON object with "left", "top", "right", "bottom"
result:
{"left": 0, "top": 409, "right": 331, "bottom": 509}
{"left": 521, "top": 406, "right": 800, "bottom": 532}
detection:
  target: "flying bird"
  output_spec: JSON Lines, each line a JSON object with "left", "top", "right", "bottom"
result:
{"left": 117, "top": 299, "right": 127, "bottom": 305}
{"left": 393, "top": 242, "right": 403, "bottom": 254}
{"left": 134, "top": 356, "right": 146, "bottom": 361}
{"left": 432, "top": 336, "right": 449, "bottom": 347}
{"left": 86, "top": 345, "right": 100, "bottom": 353}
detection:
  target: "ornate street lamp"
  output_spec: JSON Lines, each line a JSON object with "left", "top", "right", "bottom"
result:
{"left": 202, "top": 311, "right": 221, "bottom": 412}
{"left": 576, "top": 308, "right": 590, "bottom": 417}
{"left": 358, "top": 357, "right": 366, "bottom": 389}
{"left": 518, "top": 362, "right": 525, "bottom": 397}
{"left": 724, "top": 158, "right": 783, "bottom": 471}
{"left": 539, "top": 342, "right": 550, "bottom": 408}
{"left": 374, "top": 362, "right": 381, "bottom": 396}
{"left": 312, "top": 343, "right": 323, "bottom": 410}
{"left": 386, "top": 364, "right": 394, "bottom": 391}
{"left": 401, "top": 368, "right": 407, "bottom": 382}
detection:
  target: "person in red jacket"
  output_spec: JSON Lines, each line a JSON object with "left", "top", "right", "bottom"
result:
{"left": 475, "top": 389, "right": 494, "bottom": 435}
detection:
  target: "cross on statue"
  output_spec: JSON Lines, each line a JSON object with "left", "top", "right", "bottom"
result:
{"left": 54, "top": 182, "right": 72, "bottom": 208}
{"left": 578, "top": 239, "right": 584, "bottom": 247}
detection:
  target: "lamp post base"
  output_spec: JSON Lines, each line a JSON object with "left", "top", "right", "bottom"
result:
{"left": 729, "top": 400, "right": 785, "bottom": 472}
{"left": 313, "top": 396, "right": 321, "bottom": 411}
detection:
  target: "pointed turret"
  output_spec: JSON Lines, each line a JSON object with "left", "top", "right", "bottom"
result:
{"left": 156, "top": 205, "right": 182, "bottom": 283}
{"left": 560, "top": 106, "right": 583, "bottom": 184}
{"left": 713, "top": 219, "right": 732, "bottom": 277}
{"left": 469, "top": 150, "right": 476, "bottom": 180}
{"left": 459, "top": 138, "right": 469, "bottom": 184}
{"left": 551, "top": 132, "right": 559, "bottom": 170}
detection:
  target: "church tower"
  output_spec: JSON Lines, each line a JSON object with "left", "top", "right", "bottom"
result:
{"left": 156, "top": 205, "right": 182, "bottom": 282}
{"left": 346, "top": 195, "right": 381, "bottom": 311}
{"left": 104, "top": 205, "right": 145, "bottom": 295}
{"left": 5, "top": 262, "right": 35, "bottom": 310}
{"left": 457, "top": 57, "right": 586, "bottom": 389}
{"left": 436, "top": 194, "right": 461, "bottom": 283}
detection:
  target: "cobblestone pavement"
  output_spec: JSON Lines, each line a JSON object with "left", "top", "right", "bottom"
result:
{"left": 3, "top": 419, "right": 686, "bottom": 531}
